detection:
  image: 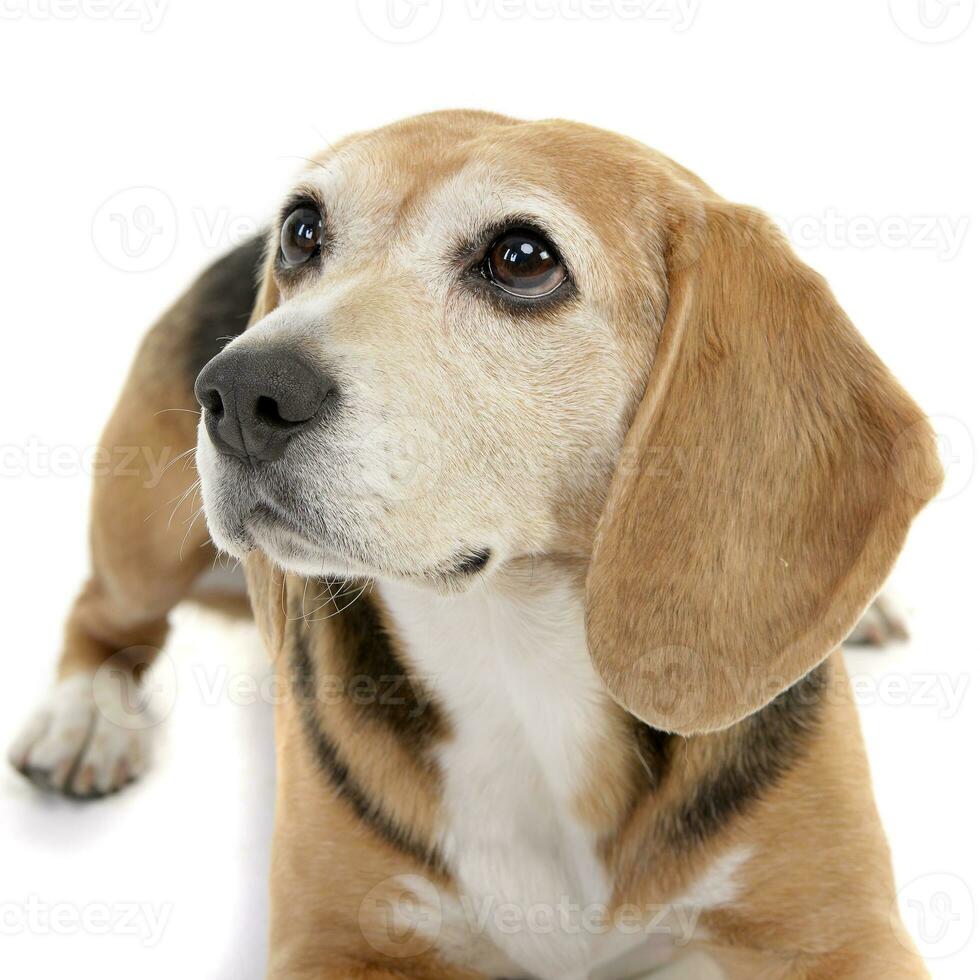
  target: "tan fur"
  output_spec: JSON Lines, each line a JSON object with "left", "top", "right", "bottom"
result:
{"left": 59, "top": 281, "right": 221, "bottom": 681}
{"left": 15, "top": 111, "right": 940, "bottom": 977}
{"left": 253, "top": 573, "right": 930, "bottom": 978}
{"left": 237, "top": 112, "right": 940, "bottom": 977}
{"left": 587, "top": 195, "right": 942, "bottom": 734}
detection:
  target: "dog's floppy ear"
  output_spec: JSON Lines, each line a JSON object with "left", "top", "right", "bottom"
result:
{"left": 248, "top": 237, "right": 281, "bottom": 326}
{"left": 586, "top": 197, "right": 942, "bottom": 735}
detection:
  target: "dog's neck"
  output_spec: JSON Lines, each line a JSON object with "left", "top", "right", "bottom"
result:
{"left": 375, "top": 556, "right": 640, "bottom": 840}
{"left": 376, "top": 557, "right": 601, "bottom": 702}
{"left": 288, "top": 560, "right": 827, "bottom": 978}
{"left": 376, "top": 559, "right": 643, "bottom": 978}
{"left": 377, "top": 554, "right": 645, "bottom": 821}
{"left": 376, "top": 557, "right": 606, "bottom": 732}
{"left": 377, "top": 555, "right": 595, "bottom": 662}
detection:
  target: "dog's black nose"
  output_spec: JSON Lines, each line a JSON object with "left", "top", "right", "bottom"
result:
{"left": 194, "top": 347, "right": 335, "bottom": 462}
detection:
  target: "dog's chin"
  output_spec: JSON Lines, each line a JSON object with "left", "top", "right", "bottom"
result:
{"left": 197, "top": 437, "right": 494, "bottom": 590}
{"left": 203, "top": 500, "right": 493, "bottom": 594}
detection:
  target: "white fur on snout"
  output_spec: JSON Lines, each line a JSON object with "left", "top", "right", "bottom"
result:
{"left": 8, "top": 674, "right": 154, "bottom": 797}
{"left": 194, "top": 154, "right": 632, "bottom": 585}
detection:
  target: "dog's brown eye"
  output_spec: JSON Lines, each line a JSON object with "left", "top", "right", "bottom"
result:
{"left": 280, "top": 205, "right": 323, "bottom": 268}
{"left": 484, "top": 230, "right": 566, "bottom": 298}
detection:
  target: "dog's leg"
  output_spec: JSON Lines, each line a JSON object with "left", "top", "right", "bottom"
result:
{"left": 792, "top": 945, "right": 930, "bottom": 980}
{"left": 7, "top": 235, "right": 265, "bottom": 798}
{"left": 6, "top": 385, "right": 211, "bottom": 798}
{"left": 707, "top": 930, "right": 931, "bottom": 980}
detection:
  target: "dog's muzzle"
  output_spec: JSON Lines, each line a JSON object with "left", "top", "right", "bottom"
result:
{"left": 194, "top": 347, "right": 337, "bottom": 463}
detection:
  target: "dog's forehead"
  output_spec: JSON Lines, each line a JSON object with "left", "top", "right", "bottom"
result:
{"left": 298, "top": 112, "right": 670, "bottom": 282}
{"left": 305, "top": 112, "right": 656, "bottom": 237}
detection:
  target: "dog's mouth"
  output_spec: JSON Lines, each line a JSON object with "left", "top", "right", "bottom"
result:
{"left": 250, "top": 508, "right": 492, "bottom": 584}
{"left": 208, "top": 478, "right": 493, "bottom": 587}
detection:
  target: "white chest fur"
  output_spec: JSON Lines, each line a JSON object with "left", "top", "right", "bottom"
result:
{"left": 379, "top": 572, "right": 618, "bottom": 979}
{"left": 379, "top": 573, "right": 750, "bottom": 979}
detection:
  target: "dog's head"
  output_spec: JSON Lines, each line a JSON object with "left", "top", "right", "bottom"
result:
{"left": 196, "top": 110, "right": 942, "bottom": 734}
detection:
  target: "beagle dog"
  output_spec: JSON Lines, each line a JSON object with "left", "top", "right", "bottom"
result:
{"left": 9, "top": 111, "right": 941, "bottom": 979}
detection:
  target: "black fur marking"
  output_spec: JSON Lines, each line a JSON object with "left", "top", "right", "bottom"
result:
{"left": 658, "top": 663, "right": 829, "bottom": 849}
{"left": 288, "top": 596, "right": 445, "bottom": 874}
{"left": 634, "top": 722, "right": 673, "bottom": 793}
{"left": 183, "top": 232, "right": 268, "bottom": 382}
{"left": 315, "top": 578, "right": 445, "bottom": 748}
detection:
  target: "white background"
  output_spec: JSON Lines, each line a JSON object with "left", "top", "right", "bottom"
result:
{"left": 0, "top": 1, "right": 978, "bottom": 977}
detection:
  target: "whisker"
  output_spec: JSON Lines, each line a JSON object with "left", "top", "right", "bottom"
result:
{"left": 159, "top": 446, "right": 199, "bottom": 478}
{"left": 300, "top": 576, "right": 312, "bottom": 629}
{"left": 178, "top": 505, "right": 206, "bottom": 560}
{"left": 167, "top": 478, "right": 202, "bottom": 529}
{"left": 305, "top": 579, "right": 371, "bottom": 623}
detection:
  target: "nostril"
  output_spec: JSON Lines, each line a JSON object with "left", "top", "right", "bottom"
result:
{"left": 195, "top": 351, "right": 336, "bottom": 462}
{"left": 203, "top": 389, "right": 224, "bottom": 419}
{"left": 255, "top": 395, "right": 292, "bottom": 428}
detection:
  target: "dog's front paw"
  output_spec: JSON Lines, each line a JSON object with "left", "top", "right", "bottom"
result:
{"left": 7, "top": 672, "right": 158, "bottom": 799}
